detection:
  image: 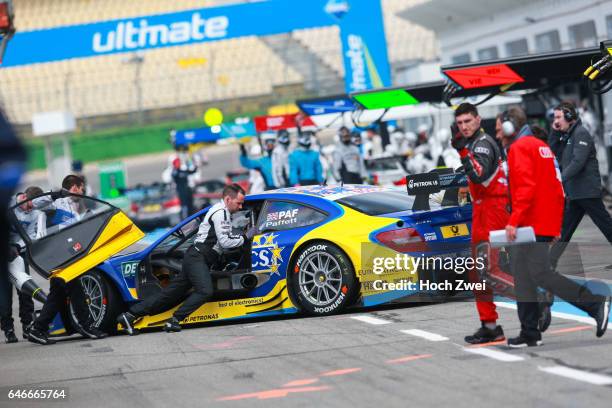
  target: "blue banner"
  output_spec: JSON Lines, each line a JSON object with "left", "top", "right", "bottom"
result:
{"left": 221, "top": 122, "right": 257, "bottom": 139}
{"left": 298, "top": 96, "right": 356, "bottom": 116}
{"left": 2, "top": 0, "right": 390, "bottom": 92}
{"left": 174, "top": 121, "right": 256, "bottom": 146}
{"left": 333, "top": 0, "right": 392, "bottom": 92}
{"left": 174, "top": 127, "right": 220, "bottom": 146}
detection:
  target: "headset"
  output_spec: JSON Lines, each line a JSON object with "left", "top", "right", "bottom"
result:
{"left": 558, "top": 103, "right": 577, "bottom": 122}
{"left": 501, "top": 111, "right": 517, "bottom": 137}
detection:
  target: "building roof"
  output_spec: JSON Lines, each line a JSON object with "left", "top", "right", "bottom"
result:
{"left": 397, "top": 0, "right": 535, "bottom": 33}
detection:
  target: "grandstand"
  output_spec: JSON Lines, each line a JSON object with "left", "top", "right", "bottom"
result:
{"left": 0, "top": 0, "right": 437, "bottom": 127}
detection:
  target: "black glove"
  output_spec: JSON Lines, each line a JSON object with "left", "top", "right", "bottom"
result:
{"left": 51, "top": 189, "right": 72, "bottom": 200}
{"left": 8, "top": 244, "right": 20, "bottom": 262}
{"left": 451, "top": 125, "right": 468, "bottom": 151}
{"left": 245, "top": 226, "right": 259, "bottom": 240}
{"left": 239, "top": 144, "right": 247, "bottom": 156}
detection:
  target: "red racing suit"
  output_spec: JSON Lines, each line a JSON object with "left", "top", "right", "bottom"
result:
{"left": 458, "top": 130, "right": 510, "bottom": 323}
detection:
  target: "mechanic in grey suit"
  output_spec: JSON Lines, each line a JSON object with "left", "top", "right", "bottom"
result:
{"left": 117, "top": 184, "right": 257, "bottom": 334}
{"left": 548, "top": 101, "right": 612, "bottom": 268}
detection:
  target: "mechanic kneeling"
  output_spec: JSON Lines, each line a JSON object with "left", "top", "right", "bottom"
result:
{"left": 117, "top": 184, "right": 257, "bottom": 334}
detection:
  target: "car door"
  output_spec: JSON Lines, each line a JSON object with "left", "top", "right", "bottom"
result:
{"left": 251, "top": 200, "right": 328, "bottom": 280}
{"left": 10, "top": 192, "right": 145, "bottom": 283}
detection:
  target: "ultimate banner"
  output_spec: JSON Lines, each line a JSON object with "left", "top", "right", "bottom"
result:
{"left": 2, "top": 0, "right": 391, "bottom": 93}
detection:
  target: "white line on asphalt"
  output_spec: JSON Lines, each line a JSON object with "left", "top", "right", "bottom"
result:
{"left": 538, "top": 366, "right": 612, "bottom": 385}
{"left": 495, "top": 302, "right": 596, "bottom": 326}
{"left": 582, "top": 265, "right": 612, "bottom": 274}
{"left": 400, "top": 329, "right": 449, "bottom": 342}
{"left": 350, "top": 315, "right": 392, "bottom": 325}
{"left": 463, "top": 347, "right": 525, "bottom": 362}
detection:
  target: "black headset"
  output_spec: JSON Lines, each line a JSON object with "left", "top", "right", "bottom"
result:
{"left": 562, "top": 106, "right": 577, "bottom": 122}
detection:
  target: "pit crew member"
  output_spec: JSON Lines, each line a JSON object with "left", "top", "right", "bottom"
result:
{"left": 503, "top": 106, "right": 610, "bottom": 347}
{"left": 117, "top": 184, "right": 257, "bottom": 334}
{"left": 452, "top": 102, "right": 509, "bottom": 344}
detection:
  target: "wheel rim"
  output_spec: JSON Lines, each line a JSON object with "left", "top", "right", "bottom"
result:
{"left": 298, "top": 251, "right": 343, "bottom": 306}
{"left": 78, "top": 275, "right": 104, "bottom": 323}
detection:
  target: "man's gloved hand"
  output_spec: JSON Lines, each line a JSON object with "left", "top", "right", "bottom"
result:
{"left": 8, "top": 244, "right": 20, "bottom": 262}
{"left": 239, "top": 144, "right": 247, "bottom": 156}
{"left": 451, "top": 125, "right": 468, "bottom": 151}
{"left": 245, "top": 226, "right": 259, "bottom": 240}
{"left": 50, "top": 190, "right": 62, "bottom": 200}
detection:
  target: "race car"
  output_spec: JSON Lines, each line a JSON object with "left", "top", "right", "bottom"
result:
{"left": 11, "top": 178, "right": 472, "bottom": 336}
{"left": 126, "top": 182, "right": 181, "bottom": 230}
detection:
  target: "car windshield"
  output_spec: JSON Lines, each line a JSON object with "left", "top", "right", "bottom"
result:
{"left": 337, "top": 190, "right": 454, "bottom": 216}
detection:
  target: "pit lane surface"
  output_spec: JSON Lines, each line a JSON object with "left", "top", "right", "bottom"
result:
{"left": 1, "top": 298, "right": 612, "bottom": 408}
{"left": 5, "top": 174, "right": 611, "bottom": 408}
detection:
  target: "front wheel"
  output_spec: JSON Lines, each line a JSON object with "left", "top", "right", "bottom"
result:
{"left": 68, "top": 270, "right": 122, "bottom": 334}
{"left": 288, "top": 242, "right": 358, "bottom": 316}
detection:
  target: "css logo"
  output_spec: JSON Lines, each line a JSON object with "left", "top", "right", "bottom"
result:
{"left": 252, "top": 248, "right": 273, "bottom": 269}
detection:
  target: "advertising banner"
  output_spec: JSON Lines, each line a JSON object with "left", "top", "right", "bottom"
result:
{"left": 254, "top": 113, "right": 315, "bottom": 132}
{"left": 2, "top": 0, "right": 390, "bottom": 93}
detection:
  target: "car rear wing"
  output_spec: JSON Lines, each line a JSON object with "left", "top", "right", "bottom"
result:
{"left": 405, "top": 169, "right": 468, "bottom": 211}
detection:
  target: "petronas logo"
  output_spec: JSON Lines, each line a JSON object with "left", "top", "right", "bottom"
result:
{"left": 324, "top": 0, "right": 350, "bottom": 20}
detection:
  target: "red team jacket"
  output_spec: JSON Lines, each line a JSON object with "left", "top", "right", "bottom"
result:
{"left": 507, "top": 130, "right": 565, "bottom": 237}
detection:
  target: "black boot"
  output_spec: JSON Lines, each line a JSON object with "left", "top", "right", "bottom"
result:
{"left": 464, "top": 324, "right": 505, "bottom": 344}
{"left": 4, "top": 329, "right": 18, "bottom": 344}
{"left": 163, "top": 317, "right": 182, "bottom": 333}
{"left": 116, "top": 312, "right": 139, "bottom": 336}
{"left": 26, "top": 326, "right": 56, "bottom": 345}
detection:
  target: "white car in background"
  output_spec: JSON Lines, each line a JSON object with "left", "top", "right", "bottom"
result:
{"left": 365, "top": 155, "right": 407, "bottom": 187}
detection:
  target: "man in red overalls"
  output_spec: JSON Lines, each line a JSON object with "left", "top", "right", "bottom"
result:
{"left": 452, "top": 103, "right": 509, "bottom": 344}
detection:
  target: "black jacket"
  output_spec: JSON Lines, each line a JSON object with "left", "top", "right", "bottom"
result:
{"left": 0, "top": 111, "right": 26, "bottom": 206}
{"left": 549, "top": 119, "right": 602, "bottom": 200}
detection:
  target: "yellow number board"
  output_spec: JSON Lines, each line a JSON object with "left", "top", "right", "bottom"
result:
{"left": 440, "top": 223, "right": 469, "bottom": 238}
{"left": 143, "top": 204, "right": 162, "bottom": 212}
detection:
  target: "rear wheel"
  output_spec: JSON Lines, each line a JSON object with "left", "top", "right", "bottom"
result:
{"left": 69, "top": 270, "right": 122, "bottom": 335}
{"left": 288, "top": 242, "right": 358, "bottom": 316}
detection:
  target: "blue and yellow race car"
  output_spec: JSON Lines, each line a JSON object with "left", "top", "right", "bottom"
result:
{"left": 12, "top": 180, "right": 472, "bottom": 336}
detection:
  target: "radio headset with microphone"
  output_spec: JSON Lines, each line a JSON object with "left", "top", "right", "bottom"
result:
{"left": 559, "top": 103, "right": 577, "bottom": 122}
{"left": 556, "top": 103, "right": 578, "bottom": 144}
{"left": 501, "top": 111, "right": 516, "bottom": 137}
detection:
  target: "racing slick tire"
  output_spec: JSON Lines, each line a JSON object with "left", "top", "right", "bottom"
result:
{"left": 69, "top": 270, "right": 122, "bottom": 335}
{"left": 288, "top": 242, "right": 358, "bottom": 316}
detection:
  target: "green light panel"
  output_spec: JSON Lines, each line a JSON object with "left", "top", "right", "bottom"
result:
{"left": 352, "top": 89, "right": 420, "bottom": 109}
